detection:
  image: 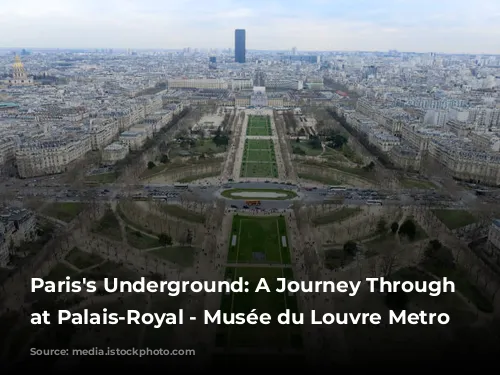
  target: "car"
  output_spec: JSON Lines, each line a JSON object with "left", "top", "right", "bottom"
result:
{"left": 230, "top": 205, "right": 238, "bottom": 209}
{"left": 243, "top": 205, "right": 249, "bottom": 209}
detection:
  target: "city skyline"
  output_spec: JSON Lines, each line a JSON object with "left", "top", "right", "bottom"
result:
{"left": 1, "top": 0, "right": 500, "bottom": 54}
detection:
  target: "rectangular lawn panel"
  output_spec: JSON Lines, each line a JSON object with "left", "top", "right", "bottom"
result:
{"left": 227, "top": 215, "right": 291, "bottom": 264}
{"left": 240, "top": 162, "right": 277, "bottom": 178}
{"left": 246, "top": 116, "right": 272, "bottom": 136}
{"left": 246, "top": 139, "right": 273, "bottom": 150}
{"left": 218, "top": 266, "right": 300, "bottom": 349}
{"left": 246, "top": 150, "right": 275, "bottom": 162}
{"left": 241, "top": 139, "right": 278, "bottom": 178}
{"left": 431, "top": 209, "right": 477, "bottom": 230}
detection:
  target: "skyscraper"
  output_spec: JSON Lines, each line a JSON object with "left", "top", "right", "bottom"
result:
{"left": 209, "top": 56, "right": 217, "bottom": 69}
{"left": 235, "top": 29, "right": 246, "bottom": 63}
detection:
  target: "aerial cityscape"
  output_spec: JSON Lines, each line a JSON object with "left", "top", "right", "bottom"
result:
{"left": 1, "top": 0, "right": 500, "bottom": 369}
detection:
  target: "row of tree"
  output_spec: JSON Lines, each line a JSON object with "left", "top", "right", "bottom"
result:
{"left": 326, "top": 109, "right": 398, "bottom": 169}
{"left": 342, "top": 218, "right": 419, "bottom": 257}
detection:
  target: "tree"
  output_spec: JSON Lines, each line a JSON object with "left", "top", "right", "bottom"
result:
{"left": 399, "top": 219, "right": 416, "bottom": 240}
{"left": 423, "top": 240, "right": 455, "bottom": 269}
{"left": 160, "top": 154, "right": 169, "bottom": 164}
{"left": 390, "top": 222, "right": 399, "bottom": 234}
{"left": 295, "top": 137, "right": 300, "bottom": 143}
{"left": 377, "top": 218, "right": 387, "bottom": 233}
{"left": 326, "top": 133, "right": 348, "bottom": 149}
{"left": 308, "top": 136, "right": 322, "bottom": 150}
{"left": 343, "top": 240, "right": 358, "bottom": 256}
{"left": 186, "top": 229, "right": 193, "bottom": 247}
{"left": 158, "top": 233, "right": 172, "bottom": 247}
{"left": 363, "top": 161, "right": 375, "bottom": 172}
{"left": 147, "top": 161, "right": 156, "bottom": 170}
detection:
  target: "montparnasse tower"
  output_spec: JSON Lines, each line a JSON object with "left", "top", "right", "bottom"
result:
{"left": 8, "top": 55, "right": 33, "bottom": 86}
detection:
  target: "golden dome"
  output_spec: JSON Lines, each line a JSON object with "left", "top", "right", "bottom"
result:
{"left": 13, "top": 55, "right": 24, "bottom": 69}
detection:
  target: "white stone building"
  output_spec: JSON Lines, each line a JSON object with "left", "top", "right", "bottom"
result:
{"left": 168, "top": 78, "right": 228, "bottom": 90}
{"left": 0, "top": 207, "right": 37, "bottom": 267}
{"left": 119, "top": 131, "right": 147, "bottom": 151}
{"left": 101, "top": 142, "right": 129, "bottom": 165}
{"left": 486, "top": 219, "right": 500, "bottom": 263}
{"left": 16, "top": 135, "right": 92, "bottom": 178}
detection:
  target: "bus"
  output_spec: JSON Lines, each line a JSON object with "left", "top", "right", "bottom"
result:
{"left": 174, "top": 184, "right": 189, "bottom": 190}
{"left": 366, "top": 199, "right": 383, "bottom": 206}
{"left": 246, "top": 200, "right": 261, "bottom": 206}
{"left": 328, "top": 186, "right": 347, "bottom": 191}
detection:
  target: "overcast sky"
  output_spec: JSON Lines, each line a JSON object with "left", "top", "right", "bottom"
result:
{"left": 1, "top": 0, "right": 500, "bottom": 53}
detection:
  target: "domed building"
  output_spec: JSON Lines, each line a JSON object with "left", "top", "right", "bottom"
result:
{"left": 7, "top": 55, "right": 33, "bottom": 86}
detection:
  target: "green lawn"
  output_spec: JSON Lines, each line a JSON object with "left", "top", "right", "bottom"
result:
{"left": 246, "top": 115, "right": 272, "bottom": 136}
{"left": 297, "top": 173, "right": 343, "bottom": 186}
{"left": 227, "top": 215, "right": 291, "bottom": 264}
{"left": 421, "top": 253, "right": 493, "bottom": 313}
{"left": 299, "top": 160, "right": 376, "bottom": 182}
{"left": 92, "top": 209, "right": 123, "bottom": 242}
{"left": 431, "top": 209, "right": 477, "bottom": 230}
{"left": 324, "top": 248, "right": 356, "bottom": 270}
{"left": 217, "top": 267, "right": 301, "bottom": 349}
{"left": 42, "top": 202, "right": 86, "bottom": 222}
{"left": 240, "top": 139, "right": 278, "bottom": 178}
{"left": 125, "top": 227, "right": 160, "bottom": 249}
{"left": 44, "top": 262, "right": 78, "bottom": 282}
{"left": 186, "top": 139, "right": 225, "bottom": 154}
{"left": 291, "top": 141, "right": 323, "bottom": 156}
{"left": 140, "top": 164, "right": 168, "bottom": 179}
{"left": 221, "top": 188, "right": 297, "bottom": 200}
{"left": 246, "top": 149, "right": 275, "bottom": 162}
{"left": 65, "top": 247, "right": 103, "bottom": 270}
{"left": 85, "top": 172, "right": 117, "bottom": 184}
{"left": 149, "top": 246, "right": 196, "bottom": 267}
{"left": 178, "top": 171, "right": 221, "bottom": 183}
{"left": 312, "top": 207, "right": 361, "bottom": 226}
{"left": 161, "top": 204, "right": 205, "bottom": 223}
{"left": 400, "top": 178, "right": 436, "bottom": 189}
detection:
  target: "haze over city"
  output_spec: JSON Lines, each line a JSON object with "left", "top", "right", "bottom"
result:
{"left": 1, "top": 0, "right": 500, "bottom": 53}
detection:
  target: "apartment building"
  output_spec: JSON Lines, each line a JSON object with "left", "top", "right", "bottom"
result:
{"left": 401, "top": 125, "right": 456, "bottom": 152}
{"left": 446, "top": 120, "right": 473, "bottom": 137}
{"left": 119, "top": 130, "right": 147, "bottom": 151}
{"left": 428, "top": 138, "right": 500, "bottom": 185}
{"left": 101, "top": 142, "right": 129, "bottom": 165}
{"left": 231, "top": 78, "right": 253, "bottom": 91}
{"left": 130, "top": 123, "right": 154, "bottom": 138}
{"left": 0, "top": 207, "right": 37, "bottom": 267}
{"left": 396, "top": 97, "right": 468, "bottom": 109}
{"left": 265, "top": 79, "right": 303, "bottom": 91}
{"left": 0, "top": 137, "right": 16, "bottom": 164}
{"left": 305, "top": 77, "right": 324, "bottom": 90}
{"left": 168, "top": 78, "right": 228, "bottom": 90}
{"left": 469, "top": 131, "right": 500, "bottom": 152}
{"left": 16, "top": 135, "right": 92, "bottom": 178}
{"left": 369, "top": 132, "right": 400, "bottom": 152}
{"left": 389, "top": 144, "right": 422, "bottom": 171}
{"left": 89, "top": 119, "right": 119, "bottom": 150}
{"left": 486, "top": 219, "right": 500, "bottom": 263}
{"left": 235, "top": 95, "right": 250, "bottom": 106}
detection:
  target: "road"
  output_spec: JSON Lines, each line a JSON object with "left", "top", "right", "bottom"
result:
{"left": 5, "top": 180, "right": 482, "bottom": 212}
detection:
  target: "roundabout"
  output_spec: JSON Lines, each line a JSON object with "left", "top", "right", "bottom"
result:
{"left": 220, "top": 188, "right": 298, "bottom": 200}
